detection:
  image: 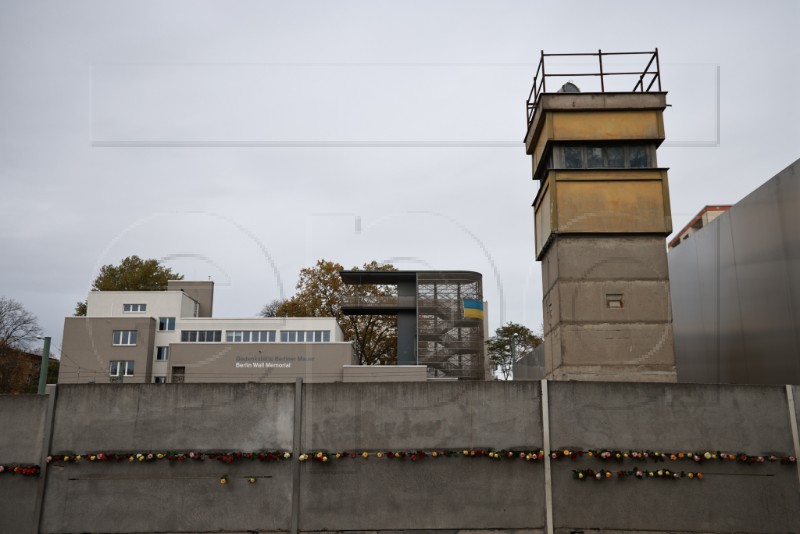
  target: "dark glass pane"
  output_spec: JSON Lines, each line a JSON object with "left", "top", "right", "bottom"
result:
{"left": 109, "top": 361, "right": 119, "bottom": 376}
{"left": 607, "top": 146, "right": 625, "bottom": 167}
{"left": 130, "top": 331, "right": 137, "bottom": 345}
{"left": 629, "top": 145, "right": 648, "bottom": 168}
{"left": 564, "top": 146, "right": 583, "bottom": 168}
{"left": 587, "top": 147, "right": 604, "bottom": 168}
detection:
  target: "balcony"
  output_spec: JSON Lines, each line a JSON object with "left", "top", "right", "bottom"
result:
{"left": 340, "top": 295, "right": 417, "bottom": 315}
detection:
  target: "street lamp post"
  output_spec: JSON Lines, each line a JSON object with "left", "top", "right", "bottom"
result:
{"left": 36, "top": 336, "right": 51, "bottom": 395}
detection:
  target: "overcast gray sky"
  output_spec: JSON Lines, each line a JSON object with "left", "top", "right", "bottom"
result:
{"left": 1, "top": 0, "right": 798, "bottom": 356}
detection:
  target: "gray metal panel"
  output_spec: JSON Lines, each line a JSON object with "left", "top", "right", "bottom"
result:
{"left": 670, "top": 159, "right": 800, "bottom": 384}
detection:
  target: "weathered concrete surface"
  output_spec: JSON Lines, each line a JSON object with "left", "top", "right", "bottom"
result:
{"left": 0, "top": 393, "right": 47, "bottom": 463}
{"left": 540, "top": 234, "right": 676, "bottom": 382}
{"left": 342, "top": 365, "right": 427, "bottom": 382}
{"left": 549, "top": 381, "right": 800, "bottom": 532}
{"left": 41, "top": 461, "right": 292, "bottom": 533}
{"left": 51, "top": 383, "right": 295, "bottom": 452}
{"left": 300, "top": 460, "right": 545, "bottom": 531}
{"left": 0, "top": 394, "right": 48, "bottom": 534}
{"left": 302, "top": 382, "right": 542, "bottom": 451}
{"left": 2, "top": 382, "right": 800, "bottom": 533}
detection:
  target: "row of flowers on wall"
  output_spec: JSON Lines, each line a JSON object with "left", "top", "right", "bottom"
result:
{"left": 42, "top": 447, "right": 799, "bottom": 465}
{"left": 573, "top": 468, "right": 704, "bottom": 481}
{"left": 3, "top": 446, "right": 793, "bottom": 481}
{"left": 550, "top": 448, "right": 797, "bottom": 464}
{"left": 0, "top": 464, "right": 41, "bottom": 476}
{"left": 47, "top": 450, "right": 292, "bottom": 464}
{"left": 298, "top": 449, "right": 546, "bottom": 462}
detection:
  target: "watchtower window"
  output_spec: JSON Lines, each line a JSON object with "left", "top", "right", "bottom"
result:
{"left": 552, "top": 144, "right": 654, "bottom": 170}
{"left": 564, "top": 146, "right": 583, "bottom": 168}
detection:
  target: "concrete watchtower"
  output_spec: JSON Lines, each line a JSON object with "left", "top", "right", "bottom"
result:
{"left": 524, "top": 50, "right": 676, "bottom": 382}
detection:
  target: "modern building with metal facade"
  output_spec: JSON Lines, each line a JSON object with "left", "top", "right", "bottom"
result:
{"left": 340, "top": 270, "right": 487, "bottom": 380}
{"left": 669, "top": 158, "right": 800, "bottom": 384}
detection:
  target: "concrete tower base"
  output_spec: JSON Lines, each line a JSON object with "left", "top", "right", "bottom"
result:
{"left": 541, "top": 236, "right": 677, "bottom": 382}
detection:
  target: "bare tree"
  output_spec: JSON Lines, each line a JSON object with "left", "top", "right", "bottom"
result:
{"left": 259, "top": 299, "right": 286, "bottom": 318}
{"left": 0, "top": 296, "right": 42, "bottom": 350}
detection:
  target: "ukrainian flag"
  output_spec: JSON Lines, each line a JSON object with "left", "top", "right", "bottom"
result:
{"left": 463, "top": 299, "right": 484, "bottom": 320}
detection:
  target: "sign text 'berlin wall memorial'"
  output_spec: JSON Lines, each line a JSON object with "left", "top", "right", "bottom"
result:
{"left": 234, "top": 355, "right": 315, "bottom": 369}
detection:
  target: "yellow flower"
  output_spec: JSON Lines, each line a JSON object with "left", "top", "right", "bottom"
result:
{"left": 75, "top": 455, "right": 82, "bottom": 461}
{"left": 316, "top": 452, "right": 323, "bottom": 459}
{"left": 156, "top": 453, "right": 164, "bottom": 459}
{"left": 362, "top": 452, "right": 369, "bottom": 459}
{"left": 376, "top": 452, "right": 383, "bottom": 458}
{"left": 463, "top": 450, "right": 469, "bottom": 456}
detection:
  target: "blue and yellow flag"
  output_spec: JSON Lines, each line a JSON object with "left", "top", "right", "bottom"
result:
{"left": 463, "top": 299, "right": 484, "bottom": 320}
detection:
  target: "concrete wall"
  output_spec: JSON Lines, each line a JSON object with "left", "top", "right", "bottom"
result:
{"left": 0, "top": 394, "right": 48, "bottom": 534}
{"left": 342, "top": 365, "right": 427, "bottom": 382}
{"left": 2, "top": 381, "right": 800, "bottom": 533}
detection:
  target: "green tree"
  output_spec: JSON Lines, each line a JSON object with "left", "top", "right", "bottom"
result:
{"left": 276, "top": 259, "right": 398, "bottom": 365}
{"left": 487, "top": 322, "right": 542, "bottom": 380}
{"left": 74, "top": 256, "right": 183, "bottom": 316}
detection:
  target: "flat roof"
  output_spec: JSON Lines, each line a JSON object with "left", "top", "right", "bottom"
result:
{"left": 339, "top": 270, "right": 482, "bottom": 285}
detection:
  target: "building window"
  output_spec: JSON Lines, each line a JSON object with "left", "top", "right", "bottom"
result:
{"left": 225, "top": 330, "right": 276, "bottom": 343}
{"left": 280, "top": 330, "right": 331, "bottom": 343}
{"left": 180, "top": 330, "right": 222, "bottom": 342}
{"left": 109, "top": 360, "right": 134, "bottom": 376}
{"left": 628, "top": 145, "right": 648, "bottom": 168}
{"left": 564, "top": 146, "right": 583, "bottom": 168}
{"left": 156, "top": 346, "right": 169, "bottom": 361}
{"left": 158, "top": 317, "right": 176, "bottom": 331}
{"left": 154, "top": 376, "right": 167, "bottom": 384}
{"left": 606, "top": 146, "right": 625, "bottom": 167}
{"left": 171, "top": 366, "right": 185, "bottom": 384}
{"left": 555, "top": 145, "right": 653, "bottom": 169}
{"left": 112, "top": 330, "right": 137, "bottom": 346}
{"left": 123, "top": 304, "right": 146, "bottom": 313}
{"left": 587, "top": 146, "right": 604, "bottom": 168}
